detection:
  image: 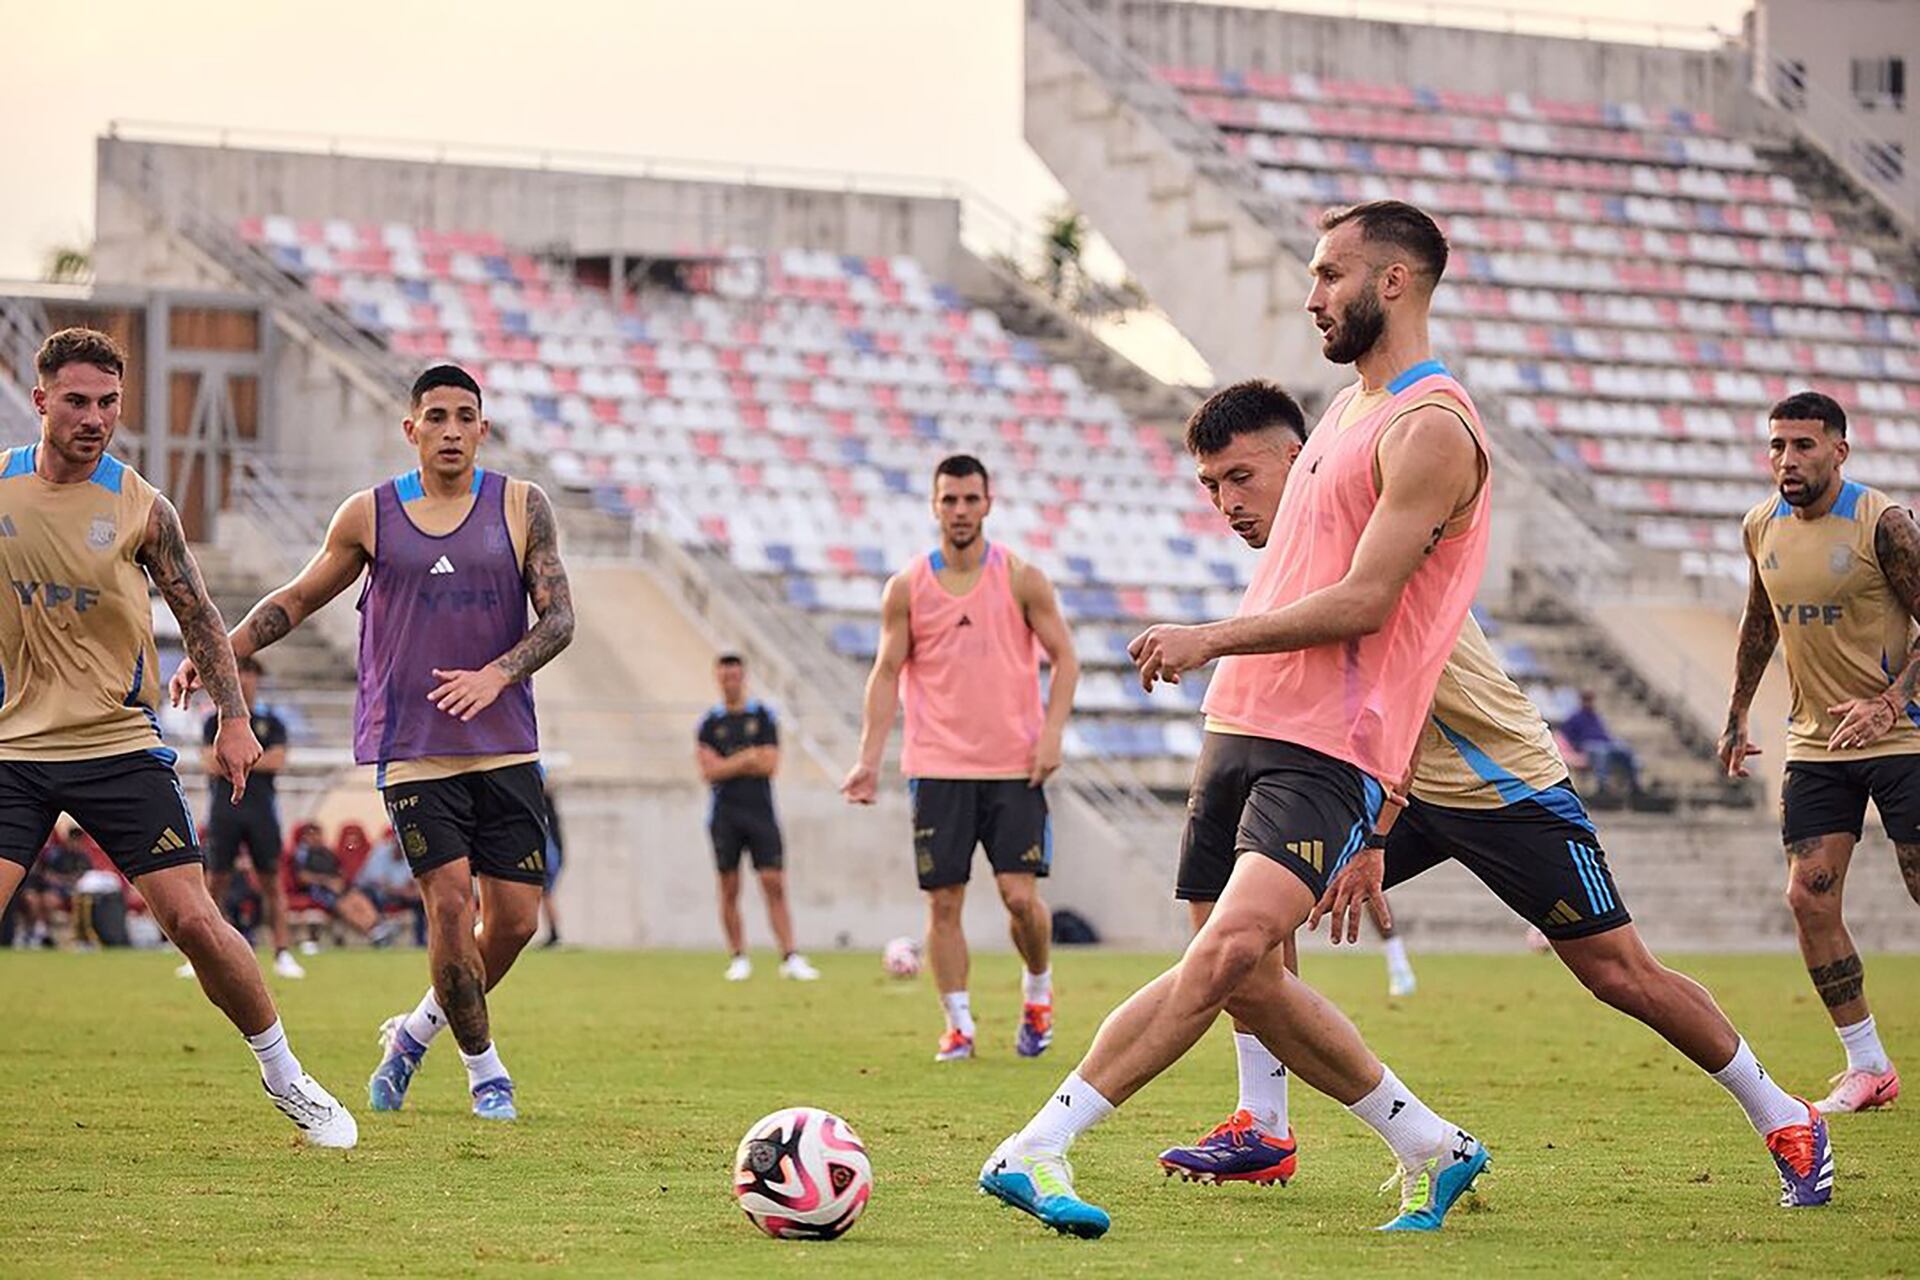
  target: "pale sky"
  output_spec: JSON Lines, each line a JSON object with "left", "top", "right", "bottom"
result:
{"left": 0, "top": 0, "right": 1753, "bottom": 285}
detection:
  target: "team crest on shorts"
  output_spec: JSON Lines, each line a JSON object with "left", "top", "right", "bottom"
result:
{"left": 87, "top": 516, "right": 116, "bottom": 549}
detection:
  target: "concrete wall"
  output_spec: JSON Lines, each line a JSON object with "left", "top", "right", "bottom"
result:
{"left": 95, "top": 138, "right": 966, "bottom": 280}
{"left": 1754, "top": 0, "right": 1919, "bottom": 227}
{"left": 1091, "top": 1, "right": 1765, "bottom": 128}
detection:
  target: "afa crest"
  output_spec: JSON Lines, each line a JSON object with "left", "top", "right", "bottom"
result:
{"left": 87, "top": 516, "right": 116, "bottom": 550}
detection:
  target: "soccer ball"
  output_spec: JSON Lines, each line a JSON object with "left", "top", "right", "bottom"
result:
{"left": 733, "top": 1106, "right": 872, "bottom": 1240}
{"left": 882, "top": 935, "right": 922, "bottom": 978}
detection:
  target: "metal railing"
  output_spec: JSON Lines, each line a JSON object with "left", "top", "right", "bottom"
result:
{"left": 1154, "top": 0, "right": 1729, "bottom": 49}
{"left": 1754, "top": 52, "right": 1920, "bottom": 245}
{"left": 0, "top": 294, "right": 50, "bottom": 445}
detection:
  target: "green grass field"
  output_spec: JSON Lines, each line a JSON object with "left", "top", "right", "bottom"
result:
{"left": 1, "top": 948, "right": 1915, "bottom": 1278}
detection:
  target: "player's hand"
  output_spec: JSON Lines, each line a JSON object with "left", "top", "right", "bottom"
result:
{"left": 1307, "top": 846, "right": 1388, "bottom": 945}
{"left": 840, "top": 760, "right": 879, "bottom": 805}
{"left": 1029, "top": 729, "right": 1063, "bottom": 788}
{"left": 429, "top": 664, "right": 511, "bottom": 722}
{"left": 1715, "top": 718, "right": 1761, "bottom": 778}
{"left": 1827, "top": 695, "right": 1900, "bottom": 752}
{"left": 212, "top": 717, "right": 264, "bottom": 805}
{"left": 1128, "top": 623, "right": 1213, "bottom": 692}
{"left": 169, "top": 657, "right": 202, "bottom": 708}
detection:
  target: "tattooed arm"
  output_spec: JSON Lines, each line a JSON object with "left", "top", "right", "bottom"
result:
{"left": 1130, "top": 405, "right": 1482, "bottom": 688}
{"left": 1718, "top": 546, "right": 1779, "bottom": 777}
{"left": 428, "top": 483, "right": 575, "bottom": 722}
{"left": 1827, "top": 507, "right": 1920, "bottom": 751}
{"left": 139, "top": 495, "right": 261, "bottom": 799}
{"left": 167, "top": 491, "right": 373, "bottom": 707}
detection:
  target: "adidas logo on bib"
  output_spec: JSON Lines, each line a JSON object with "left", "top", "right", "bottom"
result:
{"left": 429, "top": 555, "right": 456, "bottom": 575}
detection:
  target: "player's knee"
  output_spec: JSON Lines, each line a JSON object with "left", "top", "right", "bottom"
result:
{"left": 1785, "top": 863, "right": 1844, "bottom": 923}
{"left": 925, "top": 887, "right": 965, "bottom": 926}
{"left": 1188, "top": 923, "right": 1266, "bottom": 1001}
{"left": 996, "top": 880, "right": 1035, "bottom": 917}
{"left": 165, "top": 902, "right": 229, "bottom": 960}
{"left": 758, "top": 873, "right": 787, "bottom": 904}
{"left": 1571, "top": 952, "right": 1649, "bottom": 1015}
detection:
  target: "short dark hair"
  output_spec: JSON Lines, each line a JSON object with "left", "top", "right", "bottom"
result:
{"left": 1185, "top": 380, "right": 1307, "bottom": 455}
{"left": 1769, "top": 390, "right": 1847, "bottom": 437}
{"left": 933, "top": 454, "right": 990, "bottom": 494}
{"left": 236, "top": 655, "right": 264, "bottom": 677}
{"left": 716, "top": 653, "right": 745, "bottom": 669}
{"left": 410, "top": 364, "right": 483, "bottom": 410}
{"left": 1318, "top": 200, "right": 1449, "bottom": 286}
{"left": 36, "top": 327, "right": 126, "bottom": 383}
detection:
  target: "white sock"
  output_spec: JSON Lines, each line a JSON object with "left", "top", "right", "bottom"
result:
{"left": 1022, "top": 967, "right": 1053, "bottom": 1005}
{"left": 1384, "top": 936, "right": 1412, "bottom": 975}
{"left": 1233, "top": 1031, "right": 1290, "bottom": 1137}
{"left": 1347, "top": 1065, "right": 1452, "bottom": 1167}
{"left": 402, "top": 988, "right": 449, "bottom": 1050}
{"left": 459, "top": 1041, "right": 509, "bottom": 1091}
{"left": 1016, "top": 1070, "right": 1115, "bottom": 1153}
{"left": 244, "top": 1018, "right": 303, "bottom": 1095}
{"left": 942, "top": 990, "right": 976, "bottom": 1039}
{"left": 1836, "top": 1014, "right": 1892, "bottom": 1075}
{"left": 1710, "top": 1038, "right": 1809, "bottom": 1136}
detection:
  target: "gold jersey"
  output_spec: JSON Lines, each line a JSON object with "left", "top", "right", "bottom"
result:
{"left": 1743, "top": 480, "right": 1920, "bottom": 762}
{"left": 0, "top": 444, "right": 168, "bottom": 761}
{"left": 1412, "top": 612, "right": 1569, "bottom": 808}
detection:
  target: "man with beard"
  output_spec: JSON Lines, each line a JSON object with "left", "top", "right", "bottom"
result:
{"left": 980, "top": 200, "right": 1493, "bottom": 1237}
{"left": 1722, "top": 390, "right": 1920, "bottom": 1115}
{"left": 842, "top": 454, "right": 1079, "bottom": 1062}
{"left": 1155, "top": 378, "right": 1832, "bottom": 1210}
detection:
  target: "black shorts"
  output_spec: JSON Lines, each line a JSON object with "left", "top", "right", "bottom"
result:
{"left": 204, "top": 800, "right": 284, "bottom": 874}
{"left": 1175, "top": 732, "right": 1382, "bottom": 902}
{"left": 1384, "top": 782, "right": 1632, "bottom": 940}
{"left": 381, "top": 762, "right": 551, "bottom": 886}
{"left": 1781, "top": 755, "right": 1920, "bottom": 845}
{"left": 711, "top": 804, "right": 784, "bottom": 873}
{"left": 909, "top": 778, "right": 1050, "bottom": 891}
{"left": 0, "top": 750, "right": 201, "bottom": 880}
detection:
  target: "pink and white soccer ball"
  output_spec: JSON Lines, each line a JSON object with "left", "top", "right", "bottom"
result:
{"left": 733, "top": 1106, "right": 872, "bottom": 1240}
{"left": 882, "top": 935, "right": 922, "bottom": 978}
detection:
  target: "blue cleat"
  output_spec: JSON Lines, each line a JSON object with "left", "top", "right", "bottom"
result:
{"left": 979, "top": 1142, "right": 1111, "bottom": 1238}
{"left": 1377, "top": 1130, "right": 1489, "bottom": 1232}
{"left": 471, "top": 1077, "right": 517, "bottom": 1121}
{"left": 368, "top": 1015, "right": 427, "bottom": 1112}
{"left": 1016, "top": 1002, "right": 1053, "bottom": 1059}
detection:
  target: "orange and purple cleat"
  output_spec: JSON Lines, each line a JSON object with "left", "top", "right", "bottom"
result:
{"left": 1814, "top": 1065, "right": 1899, "bottom": 1115}
{"left": 1157, "top": 1110, "right": 1299, "bottom": 1185}
{"left": 1766, "top": 1100, "right": 1834, "bottom": 1208}
{"left": 1016, "top": 1002, "right": 1053, "bottom": 1058}
{"left": 935, "top": 1028, "right": 975, "bottom": 1062}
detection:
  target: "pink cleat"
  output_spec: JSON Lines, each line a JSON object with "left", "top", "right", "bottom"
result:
{"left": 1814, "top": 1066, "right": 1899, "bottom": 1114}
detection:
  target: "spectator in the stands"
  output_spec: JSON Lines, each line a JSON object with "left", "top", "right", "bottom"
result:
{"left": 353, "top": 828, "right": 426, "bottom": 945}
{"left": 1561, "top": 690, "right": 1642, "bottom": 798}
{"left": 292, "top": 826, "right": 393, "bottom": 944}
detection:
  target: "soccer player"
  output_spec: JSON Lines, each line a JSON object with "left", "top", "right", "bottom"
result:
{"left": 979, "top": 200, "right": 1492, "bottom": 1238}
{"left": 1721, "top": 389, "right": 1920, "bottom": 1114}
{"left": 698, "top": 652, "right": 818, "bottom": 981}
{"left": 178, "top": 655, "right": 302, "bottom": 979}
{"left": 172, "top": 364, "right": 574, "bottom": 1122}
{"left": 842, "top": 454, "right": 1079, "bottom": 1062}
{"left": 1, "top": 328, "right": 354, "bottom": 1147}
{"left": 1156, "top": 379, "right": 1832, "bottom": 1208}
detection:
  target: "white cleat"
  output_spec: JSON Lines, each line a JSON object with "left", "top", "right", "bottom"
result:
{"left": 725, "top": 955, "right": 752, "bottom": 982}
{"left": 268, "top": 1073, "right": 358, "bottom": 1149}
{"left": 779, "top": 954, "right": 821, "bottom": 981}
{"left": 175, "top": 960, "right": 196, "bottom": 979}
{"left": 273, "top": 950, "right": 307, "bottom": 980}
{"left": 1388, "top": 969, "right": 1417, "bottom": 998}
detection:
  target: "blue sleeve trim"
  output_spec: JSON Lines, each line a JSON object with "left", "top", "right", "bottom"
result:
{"left": 929, "top": 548, "right": 945, "bottom": 572}
{"left": 88, "top": 452, "right": 126, "bottom": 493}
{"left": 0, "top": 446, "right": 34, "bottom": 479}
{"left": 1830, "top": 480, "right": 1864, "bottom": 521}
{"left": 471, "top": 467, "right": 485, "bottom": 495}
{"left": 1773, "top": 496, "right": 1793, "bottom": 518}
{"left": 1387, "top": 359, "right": 1451, "bottom": 395}
{"left": 394, "top": 470, "right": 425, "bottom": 503}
